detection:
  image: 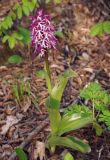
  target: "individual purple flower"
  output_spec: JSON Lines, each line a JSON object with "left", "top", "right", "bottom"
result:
{"left": 30, "top": 9, "right": 57, "bottom": 57}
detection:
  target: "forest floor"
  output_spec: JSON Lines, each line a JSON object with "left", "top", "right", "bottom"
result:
{"left": 0, "top": 0, "right": 110, "bottom": 159}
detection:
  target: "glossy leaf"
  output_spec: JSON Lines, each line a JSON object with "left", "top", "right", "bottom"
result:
{"left": 58, "top": 113, "right": 93, "bottom": 136}
{"left": 48, "top": 136, "right": 91, "bottom": 153}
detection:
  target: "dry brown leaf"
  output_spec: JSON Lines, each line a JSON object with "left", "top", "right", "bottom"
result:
{"left": 1, "top": 116, "right": 21, "bottom": 135}
{"left": 83, "top": 67, "right": 93, "bottom": 73}
{"left": 0, "top": 89, "right": 4, "bottom": 96}
{"left": 0, "top": 66, "right": 8, "bottom": 72}
{"left": 2, "top": 144, "right": 12, "bottom": 157}
{"left": 22, "top": 96, "right": 31, "bottom": 112}
{"left": 34, "top": 141, "right": 45, "bottom": 160}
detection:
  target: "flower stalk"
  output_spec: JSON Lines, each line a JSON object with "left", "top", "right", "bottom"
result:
{"left": 44, "top": 53, "right": 52, "bottom": 93}
{"left": 45, "top": 53, "right": 51, "bottom": 83}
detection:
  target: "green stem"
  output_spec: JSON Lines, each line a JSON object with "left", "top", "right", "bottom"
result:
{"left": 92, "top": 98, "right": 95, "bottom": 119}
{"left": 45, "top": 53, "right": 51, "bottom": 81}
{"left": 44, "top": 53, "right": 52, "bottom": 93}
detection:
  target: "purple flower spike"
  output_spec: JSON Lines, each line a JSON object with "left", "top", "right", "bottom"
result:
{"left": 30, "top": 9, "right": 57, "bottom": 57}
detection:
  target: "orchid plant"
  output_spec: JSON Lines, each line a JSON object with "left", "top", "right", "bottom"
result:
{"left": 30, "top": 7, "right": 93, "bottom": 155}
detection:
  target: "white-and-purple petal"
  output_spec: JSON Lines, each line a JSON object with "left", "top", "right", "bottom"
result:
{"left": 30, "top": 9, "right": 57, "bottom": 56}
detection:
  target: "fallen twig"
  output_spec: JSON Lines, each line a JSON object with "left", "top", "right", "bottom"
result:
{"left": 98, "top": 145, "right": 104, "bottom": 160}
{"left": 9, "top": 117, "right": 49, "bottom": 160}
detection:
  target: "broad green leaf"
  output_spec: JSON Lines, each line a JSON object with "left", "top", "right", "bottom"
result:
{"left": 2, "top": 35, "right": 9, "bottom": 43}
{"left": 17, "top": 5, "right": 22, "bottom": 19}
{"left": 2, "top": 19, "right": 8, "bottom": 30}
{"left": 6, "top": 16, "right": 13, "bottom": 28}
{"left": 48, "top": 108, "right": 61, "bottom": 135}
{"left": 46, "top": 96, "right": 60, "bottom": 109}
{"left": 22, "top": 5, "right": 30, "bottom": 16}
{"left": 32, "top": 0, "right": 37, "bottom": 3}
{"left": 93, "top": 121, "right": 103, "bottom": 136}
{"left": 15, "top": 147, "right": 27, "bottom": 160}
{"left": 18, "top": 27, "right": 31, "bottom": 44}
{"left": 50, "top": 69, "right": 76, "bottom": 108}
{"left": 22, "top": 0, "right": 28, "bottom": 4}
{"left": 64, "top": 152, "right": 74, "bottom": 160}
{"left": 10, "top": 11, "right": 16, "bottom": 20}
{"left": 103, "top": 21, "right": 110, "bottom": 34}
{"left": 48, "top": 136, "right": 91, "bottom": 153}
{"left": 58, "top": 113, "right": 93, "bottom": 135}
{"left": 13, "top": 3, "right": 19, "bottom": 10}
{"left": 46, "top": 69, "right": 76, "bottom": 109}
{"left": 8, "top": 55, "right": 23, "bottom": 64}
{"left": 8, "top": 36, "right": 16, "bottom": 49}
{"left": 47, "top": 76, "right": 67, "bottom": 109}
{"left": 28, "top": 2, "right": 35, "bottom": 12}
{"left": 90, "top": 22, "right": 103, "bottom": 36}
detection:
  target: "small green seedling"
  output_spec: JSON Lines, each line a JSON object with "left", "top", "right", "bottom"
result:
{"left": 15, "top": 147, "right": 27, "bottom": 160}
{"left": 8, "top": 55, "right": 23, "bottom": 64}
{"left": 12, "top": 80, "right": 31, "bottom": 102}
